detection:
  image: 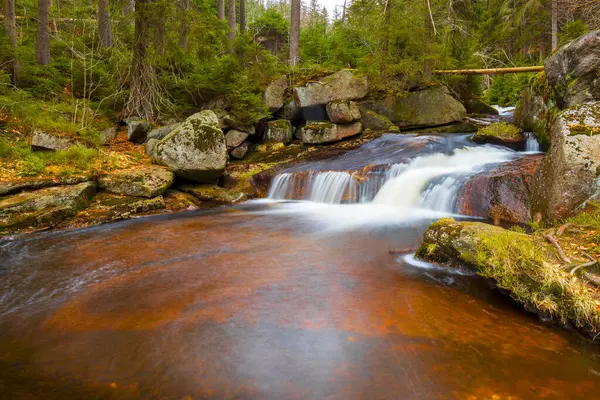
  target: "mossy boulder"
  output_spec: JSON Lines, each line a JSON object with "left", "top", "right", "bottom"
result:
{"left": 98, "top": 166, "right": 174, "bottom": 198}
{"left": 545, "top": 31, "right": 600, "bottom": 108}
{"left": 154, "top": 111, "right": 228, "bottom": 183}
{"left": 178, "top": 184, "right": 247, "bottom": 204}
{"left": 359, "top": 86, "right": 466, "bottom": 129}
{"left": 299, "top": 121, "right": 362, "bottom": 144}
{"left": 359, "top": 109, "right": 399, "bottom": 132}
{"left": 31, "top": 130, "right": 75, "bottom": 151}
{"left": 464, "top": 98, "right": 499, "bottom": 115}
{"left": 0, "top": 182, "right": 96, "bottom": 234}
{"left": 326, "top": 100, "right": 361, "bottom": 123}
{"left": 126, "top": 119, "right": 152, "bottom": 143}
{"left": 0, "top": 176, "right": 91, "bottom": 196}
{"left": 416, "top": 218, "right": 600, "bottom": 335}
{"left": 472, "top": 122, "right": 525, "bottom": 147}
{"left": 293, "top": 70, "right": 369, "bottom": 108}
{"left": 531, "top": 102, "right": 600, "bottom": 220}
{"left": 263, "top": 75, "right": 289, "bottom": 113}
{"left": 264, "top": 120, "right": 293, "bottom": 143}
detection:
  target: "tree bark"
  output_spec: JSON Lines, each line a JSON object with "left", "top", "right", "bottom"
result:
{"left": 125, "top": 0, "right": 156, "bottom": 120}
{"left": 179, "top": 0, "right": 190, "bottom": 50}
{"left": 239, "top": 0, "right": 246, "bottom": 34}
{"left": 433, "top": 66, "right": 545, "bottom": 75}
{"left": 98, "top": 0, "right": 113, "bottom": 48}
{"left": 3, "top": 0, "right": 19, "bottom": 83}
{"left": 124, "top": 0, "right": 135, "bottom": 15}
{"left": 289, "top": 0, "right": 300, "bottom": 66}
{"left": 227, "top": 0, "right": 236, "bottom": 53}
{"left": 36, "top": 0, "right": 51, "bottom": 65}
{"left": 551, "top": 0, "right": 558, "bottom": 51}
{"left": 382, "top": 0, "right": 391, "bottom": 56}
{"left": 217, "top": 0, "right": 225, "bottom": 20}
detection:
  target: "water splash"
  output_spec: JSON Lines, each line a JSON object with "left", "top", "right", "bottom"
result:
{"left": 525, "top": 132, "right": 541, "bottom": 152}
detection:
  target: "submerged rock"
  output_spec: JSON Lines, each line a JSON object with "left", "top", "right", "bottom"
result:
{"left": 264, "top": 120, "right": 293, "bottom": 143}
{"left": 263, "top": 76, "right": 289, "bottom": 113}
{"left": 360, "top": 109, "right": 399, "bottom": 132}
{"left": 127, "top": 120, "right": 152, "bottom": 143}
{"left": 0, "top": 182, "right": 96, "bottom": 233}
{"left": 300, "top": 121, "right": 362, "bottom": 144}
{"left": 472, "top": 122, "right": 525, "bottom": 148}
{"left": 178, "top": 184, "right": 247, "bottom": 204}
{"left": 457, "top": 155, "right": 543, "bottom": 224}
{"left": 31, "top": 130, "right": 74, "bottom": 151}
{"left": 531, "top": 102, "right": 600, "bottom": 220}
{"left": 154, "top": 111, "right": 228, "bottom": 183}
{"left": 98, "top": 166, "right": 174, "bottom": 198}
{"left": 294, "top": 70, "right": 369, "bottom": 108}
{"left": 326, "top": 100, "right": 361, "bottom": 123}
{"left": 359, "top": 86, "right": 466, "bottom": 129}
{"left": 545, "top": 31, "right": 600, "bottom": 108}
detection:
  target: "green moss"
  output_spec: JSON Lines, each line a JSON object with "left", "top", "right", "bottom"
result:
{"left": 474, "top": 122, "right": 523, "bottom": 142}
{"left": 568, "top": 124, "right": 600, "bottom": 137}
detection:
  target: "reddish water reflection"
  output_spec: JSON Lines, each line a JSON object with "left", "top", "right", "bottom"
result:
{"left": 1, "top": 204, "right": 600, "bottom": 399}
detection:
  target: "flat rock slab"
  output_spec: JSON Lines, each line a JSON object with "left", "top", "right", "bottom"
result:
{"left": 98, "top": 166, "right": 174, "bottom": 198}
{"left": 178, "top": 184, "right": 247, "bottom": 204}
{"left": 0, "top": 176, "right": 91, "bottom": 196}
{"left": 0, "top": 182, "right": 96, "bottom": 234}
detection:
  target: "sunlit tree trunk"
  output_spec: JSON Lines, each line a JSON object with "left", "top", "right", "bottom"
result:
{"left": 98, "top": 0, "right": 113, "bottom": 47}
{"left": 290, "top": 0, "right": 300, "bottom": 65}
{"left": 551, "top": 0, "right": 558, "bottom": 50}
{"left": 217, "top": 0, "right": 225, "bottom": 20}
{"left": 227, "top": 0, "right": 236, "bottom": 53}
{"left": 240, "top": 0, "right": 246, "bottom": 34}
{"left": 36, "top": 0, "right": 51, "bottom": 65}
{"left": 3, "top": 0, "right": 19, "bottom": 83}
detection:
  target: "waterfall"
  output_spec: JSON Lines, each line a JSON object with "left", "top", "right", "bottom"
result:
{"left": 307, "top": 171, "right": 355, "bottom": 203}
{"left": 525, "top": 132, "right": 541, "bottom": 152}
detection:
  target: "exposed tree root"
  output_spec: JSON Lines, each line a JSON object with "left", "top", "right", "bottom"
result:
{"left": 544, "top": 229, "right": 571, "bottom": 264}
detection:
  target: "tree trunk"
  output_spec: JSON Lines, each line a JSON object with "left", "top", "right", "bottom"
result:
{"left": 36, "top": 0, "right": 51, "bottom": 65}
{"left": 125, "top": 0, "right": 156, "bottom": 120}
{"left": 289, "top": 0, "right": 300, "bottom": 66}
{"left": 3, "top": 0, "right": 19, "bottom": 83}
{"left": 382, "top": 0, "right": 391, "bottom": 56}
{"left": 551, "top": 0, "right": 558, "bottom": 51}
{"left": 124, "top": 0, "right": 135, "bottom": 15}
{"left": 179, "top": 0, "right": 190, "bottom": 50}
{"left": 98, "top": 0, "right": 113, "bottom": 48}
{"left": 217, "top": 0, "right": 225, "bottom": 20}
{"left": 239, "top": 0, "right": 246, "bottom": 34}
{"left": 227, "top": 0, "right": 236, "bottom": 53}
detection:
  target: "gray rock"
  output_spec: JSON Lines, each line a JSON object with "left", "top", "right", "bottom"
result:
{"left": 300, "top": 121, "right": 363, "bottom": 144}
{"left": 225, "top": 130, "right": 249, "bottom": 149}
{"left": 230, "top": 142, "right": 249, "bottom": 159}
{"left": 514, "top": 84, "right": 552, "bottom": 146}
{"left": 147, "top": 124, "right": 180, "bottom": 141}
{"left": 326, "top": 100, "right": 361, "bottom": 123}
{"left": 31, "top": 130, "right": 74, "bottom": 151}
{"left": 98, "top": 166, "right": 174, "bottom": 198}
{"left": 359, "top": 86, "right": 466, "bottom": 129}
{"left": 264, "top": 120, "right": 293, "bottom": 143}
{"left": 0, "top": 182, "right": 96, "bottom": 233}
{"left": 222, "top": 115, "right": 256, "bottom": 135}
{"left": 127, "top": 120, "right": 152, "bottom": 143}
{"left": 545, "top": 31, "right": 600, "bottom": 108}
{"left": 531, "top": 102, "right": 600, "bottom": 220}
{"left": 294, "top": 70, "right": 369, "bottom": 108}
{"left": 360, "top": 109, "right": 399, "bottom": 132}
{"left": 178, "top": 184, "right": 247, "bottom": 204}
{"left": 145, "top": 138, "right": 159, "bottom": 158}
{"left": 279, "top": 99, "right": 301, "bottom": 121}
{"left": 154, "top": 110, "right": 228, "bottom": 183}
{"left": 99, "top": 127, "right": 117, "bottom": 145}
{"left": 0, "top": 176, "right": 91, "bottom": 196}
{"left": 263, "top": 76, "right": 289, "bottom": 113}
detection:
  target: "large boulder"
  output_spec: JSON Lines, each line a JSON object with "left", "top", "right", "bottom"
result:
{"left": 263, "top": 76, "right": 289, "bottom": 113}
{"left": 471, "top": 122, "right": 525, "bottom": 148}
{"left": 31, "top": 130, "right": 74, "bottom": 151}
{"left": 126, "top": 120, "right": 152, "bottom": 143}
{"left": 456, "top": 155, "right": 543, "bottom": 224}
{"left": 264, "top": 120, "right": 293, "bottom": 143}
{"left": 545, "top": 31, "right": 600, "bottom": 108}
{"left": 147, "top": 124, "right": 180, "bottom": 141}
{"left": 326, "top": 100, "right": 361, "bottom": 123}
{"left": 359, "top": 86, "right": 466, "bottom": 129}
{"left": 0, "top": 182, "right": 96, "bottom": 233}
{"left": 98, "top": 166, "right": 174, "bottom": 198}
{"left": 293, "top": 70, "right": 369, "bottom": 108}
{"left": 154, "top": 111, "right": 228, "bottom": 183}
{"left": 360, "top": 109, "right": 399, "bottom": 132}
{"left": 531, "top": 102, "right": 600, "bottom": 220}
{"left": 463, "top": 98, "right": 499, "bottom": 115}
{"left": 300, "top": 121, "right": 362, "bottom": 144}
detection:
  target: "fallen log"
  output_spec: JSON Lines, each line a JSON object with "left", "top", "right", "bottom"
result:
{"left": 434, "top": 66, "right": 544, "bottom": 75}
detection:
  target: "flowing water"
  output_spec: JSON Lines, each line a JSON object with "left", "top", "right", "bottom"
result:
{"left": 0, "top": 132, "right": 598, "bottom": 400}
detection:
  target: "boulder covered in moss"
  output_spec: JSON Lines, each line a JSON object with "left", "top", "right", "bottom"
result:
{"left": 0, "top": 181, "right": 96, "bottom": 234}
{"left": 359, "top": 86, "right": 466, "bottom": 129}
{"left": 154, "top": 110, "right": 228, "bottom": 183}
{"left": 263, "top": 76, "right": 289, "bottom": 113}
{"left": 300, "top": 121, "right": 362, "bottom": 144}
{"left": 178, "top": 184, "right": 247, "bottom": 204}
{"left": 472, "top": 122, "right": 525, "bottom": 147}
{"left": 264, "top": 120, "right": 293, "bottom": 143}
{"left": 463, "top": 98, "right": 499, "bottom": 115}
{"left": 545, "top": 31, "right": 600, "bottom": 108}
{"left": 126, "top": 119, "right": 152, "bottom": 143}
{"left": 416, "top": 218, "right": 600, "bottom": 336}
{"left": 513, "top": 82, "right": 552, "bottom": 147}
{"left": 31, "top": 130, "right": 75, "bottom": 151}
{"left": 531, "top": 102, "right": 600, "bottom": 220}
{"left": 326, "top": 100, "right": 361, "bottom": 123}
{"left": 294, "top": 70, "right": 369, "bottom": 108}
{"left": 359, "top": 109, "right": 399, "bottom": 132}
{"left": 98, "top": 166, "right": 174, "bottom": 198}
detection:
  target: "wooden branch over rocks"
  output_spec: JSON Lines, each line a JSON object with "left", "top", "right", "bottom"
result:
{"left": 433, "top": 66, "right": 544, "bottom": 75}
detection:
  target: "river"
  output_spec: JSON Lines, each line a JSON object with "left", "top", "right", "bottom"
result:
{"left": 1, "top": 131, "right": 599, "bottom": 399}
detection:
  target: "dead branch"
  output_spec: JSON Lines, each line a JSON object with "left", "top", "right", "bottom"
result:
{"left": 544, "top": 229, "right": 571, "bottom": 264}
{"left": 556, "top": 223, "right": 573, "bottom": 235}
